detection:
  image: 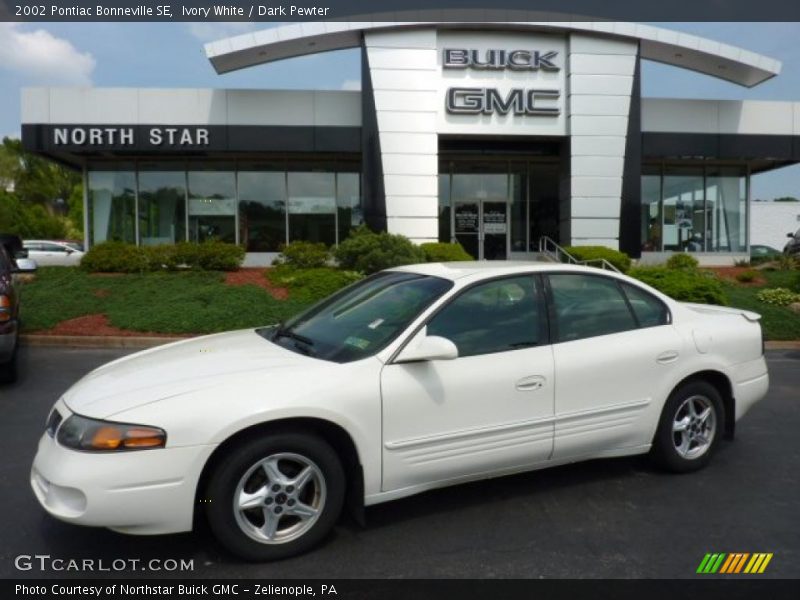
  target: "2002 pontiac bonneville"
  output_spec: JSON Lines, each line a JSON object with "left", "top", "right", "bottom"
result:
{"left": 31, "top": 262, "right": 769, "bottom": 560}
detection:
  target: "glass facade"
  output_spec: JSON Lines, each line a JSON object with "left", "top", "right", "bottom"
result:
{"left": 640, "top": 164, "right": 748, "bottom": 253}
{"left": 87, "top": 162, "right": 361, "bottom": 251}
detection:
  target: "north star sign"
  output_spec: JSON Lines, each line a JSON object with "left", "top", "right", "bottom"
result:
{"left": 53, "top": 126, "right": 210, "bottom": 147}
{"left": 443, "top": 48, "right": 561, "bottom": 116}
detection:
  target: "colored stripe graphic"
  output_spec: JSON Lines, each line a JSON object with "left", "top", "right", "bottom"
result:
{"left": 698, "top": 553, "right": 773, "bottom": 574}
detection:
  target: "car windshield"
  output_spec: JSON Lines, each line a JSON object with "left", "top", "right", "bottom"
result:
{"left": 262, "top": 271, "right": 453, "bottom": 363}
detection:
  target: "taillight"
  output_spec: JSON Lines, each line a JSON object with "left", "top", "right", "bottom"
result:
{"left": 0, "top": 295, "right": 11, "bottom": 322}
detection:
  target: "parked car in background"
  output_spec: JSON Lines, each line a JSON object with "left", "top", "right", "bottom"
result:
{"left": 0, "top": 238, "right": 37, "bottom": 383}
{"left": 750, "top": 244, "right": 783, "bottom": 261}
{"left": 32, "top": 262, "right": 770, "bottom": 560}
{"left": 23, "top": 240, "right": 85, "bottom": 267}
{"left": 784, "top": 228, "right": 800, "bottom": 256}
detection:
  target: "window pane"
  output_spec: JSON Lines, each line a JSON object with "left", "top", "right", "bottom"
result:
{"left": 188, "top": 170, "right": 236, "bottom": 243}
{"left": 548, "top": 274, "right": 637, "bottom": 342}
{"left": 706, "top": 167, "right": 747, "bottom": 252}
{"left": 427, "top": 275, "right": 542, "bottom": 357}
{"left": 510, "top": 166, "right": 527, "bottom": 252}
{"left": 288, "top": 172, "right": 336, "bottom": 245}
{"left": 621, "top": 283, "right": 669, "bottom": 328}
{"left": 438, "top": 173, "right": 451, "bottom": 242}
{"left": 337, "top": 172, "right": 362, "bottom": 243}
{"left": 528, "top": 163, "right": 560, "bottom": 250}
{"left": 663, "top": 168, "right": 704, "bottom": 252}
{"left": 88, "top": 168, "right": 136, "bottom": 245}
{"left": 238, "top": 171, "right": 286, "bottom": 252}
{"left": 641, "top": 168, "right": 661, "bottom": 251}
{"left": 138, "top": 170, "right": 186, "bottom": 245}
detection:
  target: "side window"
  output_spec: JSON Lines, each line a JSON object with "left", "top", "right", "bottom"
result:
{"left": 42, "top": 243, "right": 66, "bottom": 252}
{"left": 548, "top": 273, "right": 637, "bottom": 342}
{"left": 427, "top": 275, "right": 542, "bottom": 358}
{"left": 621, "top": 282, "right": 669, "bottom": 328}
{"left": 25, "top": 243, "right": 41, "bottom": 251}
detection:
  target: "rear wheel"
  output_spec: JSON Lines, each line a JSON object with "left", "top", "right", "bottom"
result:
{"left": 651, "top": 380, "right": 724, "bottom": 472}
{"left": 205, "top": 432, "right": 345, "bottom": 561}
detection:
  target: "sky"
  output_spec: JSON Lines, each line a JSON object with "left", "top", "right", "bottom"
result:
{"left": 0, "top": 21, "right": 799, "bottom": 199}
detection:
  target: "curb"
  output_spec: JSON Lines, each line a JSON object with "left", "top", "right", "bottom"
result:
{"left": 19, "top": 335, "right": 800, "bottom": 351}
{"left": 20, "top": 334, "right": 190, "bottom": 349}
{"left": 765, "top": 341, "right": 800, "bottom": 350}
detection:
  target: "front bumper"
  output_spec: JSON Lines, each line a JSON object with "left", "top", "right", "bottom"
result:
{"left": 31, "top": 405, "right": 216, "bottom": 535}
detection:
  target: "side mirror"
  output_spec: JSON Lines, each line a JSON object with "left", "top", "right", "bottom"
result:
{"left": 789, "top": 233, "right": 796, "bottom": 238}
{"left": 13, "top": 258, "right": 37, "bottom": 273}
{"left": 395, "top": 335, "right": 458, "bottom": 363}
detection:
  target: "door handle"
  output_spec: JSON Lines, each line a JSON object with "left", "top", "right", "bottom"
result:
{"left": 656, "top": 350, "right": 680, "bottom": 364}
{"left": 516, "top": 375, "right": 546, "bottom": 391}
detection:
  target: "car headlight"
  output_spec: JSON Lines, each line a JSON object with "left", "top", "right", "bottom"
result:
{"left": 56, "top": 414, "right": 166, "bottom": 451}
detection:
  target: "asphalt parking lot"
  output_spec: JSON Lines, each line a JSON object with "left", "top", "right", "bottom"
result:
{"left": 1, "top": 346, "right": 798, "bottom": 579}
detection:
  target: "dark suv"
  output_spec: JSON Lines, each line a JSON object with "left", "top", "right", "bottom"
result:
{"left": 1, "top": 235, "right": 37, "bottom": 383}
{"left": 785, "top": 228, "right": 800, "bottom": 257}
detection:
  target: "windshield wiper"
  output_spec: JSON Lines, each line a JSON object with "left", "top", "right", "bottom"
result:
{"left": 272, "top": 325, "right": 315, "bottom": 349}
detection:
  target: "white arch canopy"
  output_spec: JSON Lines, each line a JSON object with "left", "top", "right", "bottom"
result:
{"left": 205, "top": 18, "right": 781, "bottom": 87}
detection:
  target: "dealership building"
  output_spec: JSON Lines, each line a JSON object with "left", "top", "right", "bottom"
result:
{"left": 20, "top": 21, "right": 800, "bottom": 265}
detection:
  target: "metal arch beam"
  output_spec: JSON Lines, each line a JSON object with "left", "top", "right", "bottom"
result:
{"left": 205, "top": 18, "right": 781, "bottom": 88}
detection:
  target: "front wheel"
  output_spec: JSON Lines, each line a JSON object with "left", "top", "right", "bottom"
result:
{"left": 205, "top": 432, "right": 345, "bottom": 561}
{"left": 651, "top": 380, "right": 724, "bottom": 473}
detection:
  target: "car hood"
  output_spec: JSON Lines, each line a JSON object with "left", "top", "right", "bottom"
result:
{"left": 62, "top": 329, "right": 315, "bottom": 418}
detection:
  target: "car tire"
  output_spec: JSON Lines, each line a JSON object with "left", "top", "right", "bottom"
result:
{"left": 205, "top": 431, "right": 346, "bottom": 561}
{"left": 0, "top": 332, "right": 19, "bottom": 385}
{"left": 651, "top": 380, "right": 724, "bottom": 473}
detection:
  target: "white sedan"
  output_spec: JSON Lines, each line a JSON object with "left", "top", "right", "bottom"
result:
{"left": 31, "top": 262, "right": 769, "bottom": 560}
{"left": 23, "top": 240, "right": 84, "bottom": 267}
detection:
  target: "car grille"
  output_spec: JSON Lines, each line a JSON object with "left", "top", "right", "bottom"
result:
{"left": 45, "top": 409, "right": 62, "bottom": 437}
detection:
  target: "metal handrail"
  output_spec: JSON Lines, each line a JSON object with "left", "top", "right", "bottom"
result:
{"left": 537, "top": 236, "right": 621, "bottom": 273}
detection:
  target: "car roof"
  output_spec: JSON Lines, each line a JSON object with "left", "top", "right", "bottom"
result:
{"left": 388, "top": 261, "right": 619, "bottom": 281}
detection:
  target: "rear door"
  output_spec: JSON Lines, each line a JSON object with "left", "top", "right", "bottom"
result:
{"left": 545, "top": 272, "right": 682, "bottom": 460}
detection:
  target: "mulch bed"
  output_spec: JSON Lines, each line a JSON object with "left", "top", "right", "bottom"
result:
{"left": 224, "top": 268, "right": 289, "bottom": 300}
{"left": 707, "top": 266, "right": 766, "bottom": 286}
{"left": 35, "top": 314, "right": 190, "bottom": 338}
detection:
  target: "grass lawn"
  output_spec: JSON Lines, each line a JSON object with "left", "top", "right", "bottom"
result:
{"left": 722, "top": 269, "right": 800, "bottom": 341}
{"left": 19, "top": 267, "right": 313, "bottom": 334}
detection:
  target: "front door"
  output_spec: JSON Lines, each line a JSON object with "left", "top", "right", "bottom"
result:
{"left": 380, "top": 274, "right": 553, "bottom": 491}
{"left": 454, "top": 200, "right": 508, "bottom": 260}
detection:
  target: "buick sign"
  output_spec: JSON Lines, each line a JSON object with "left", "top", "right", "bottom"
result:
{"left": 443, "top": 49, "right": 560, "bottom": 71}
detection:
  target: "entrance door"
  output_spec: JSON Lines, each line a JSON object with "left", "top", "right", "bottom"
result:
{"left": 453, "top": 200, "right": 508, "bottom": 260}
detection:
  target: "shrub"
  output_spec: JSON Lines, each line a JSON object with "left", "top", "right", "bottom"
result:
{"left": 274, "top": 241, "right": 330, "bottom": 268}
{"left": 756, "top": 287, "right": 799, "bottom": 306}
{"left": 193, "top": 240, "right": 245, "bottom": 271}
{"left": 420, "top": 242, "right": 473, "bottom": 263}
{"left": 334, "top": 227, "right": 426, "bottom": 274}
{"left": 629, "top": 266, "right": 727, "bottom": 305}
{"left": 733, "top": 258, "right": 751, "bottom": 267}
{"left": 268, "top": 265, "right": 363, "bottom": 302}
{"left": 563, "top": 246, "right": 632, "bottom": 273}
{"left": 777, "top": 254, "right": 798, "bottom": 271}
{"left": 80, "top": 241, "right": 149, "bottom": 273}
{"left": 666, "top": 253, "right": 699, "bottom": 271}
{"left": 82, "top": 241, "right": 243, "bottom": 273}
{"left": 142, "top": 244, "right": 181, "bottom": 271}
{"left": 735, "top": 269, "right": 758, "bottom": 283}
